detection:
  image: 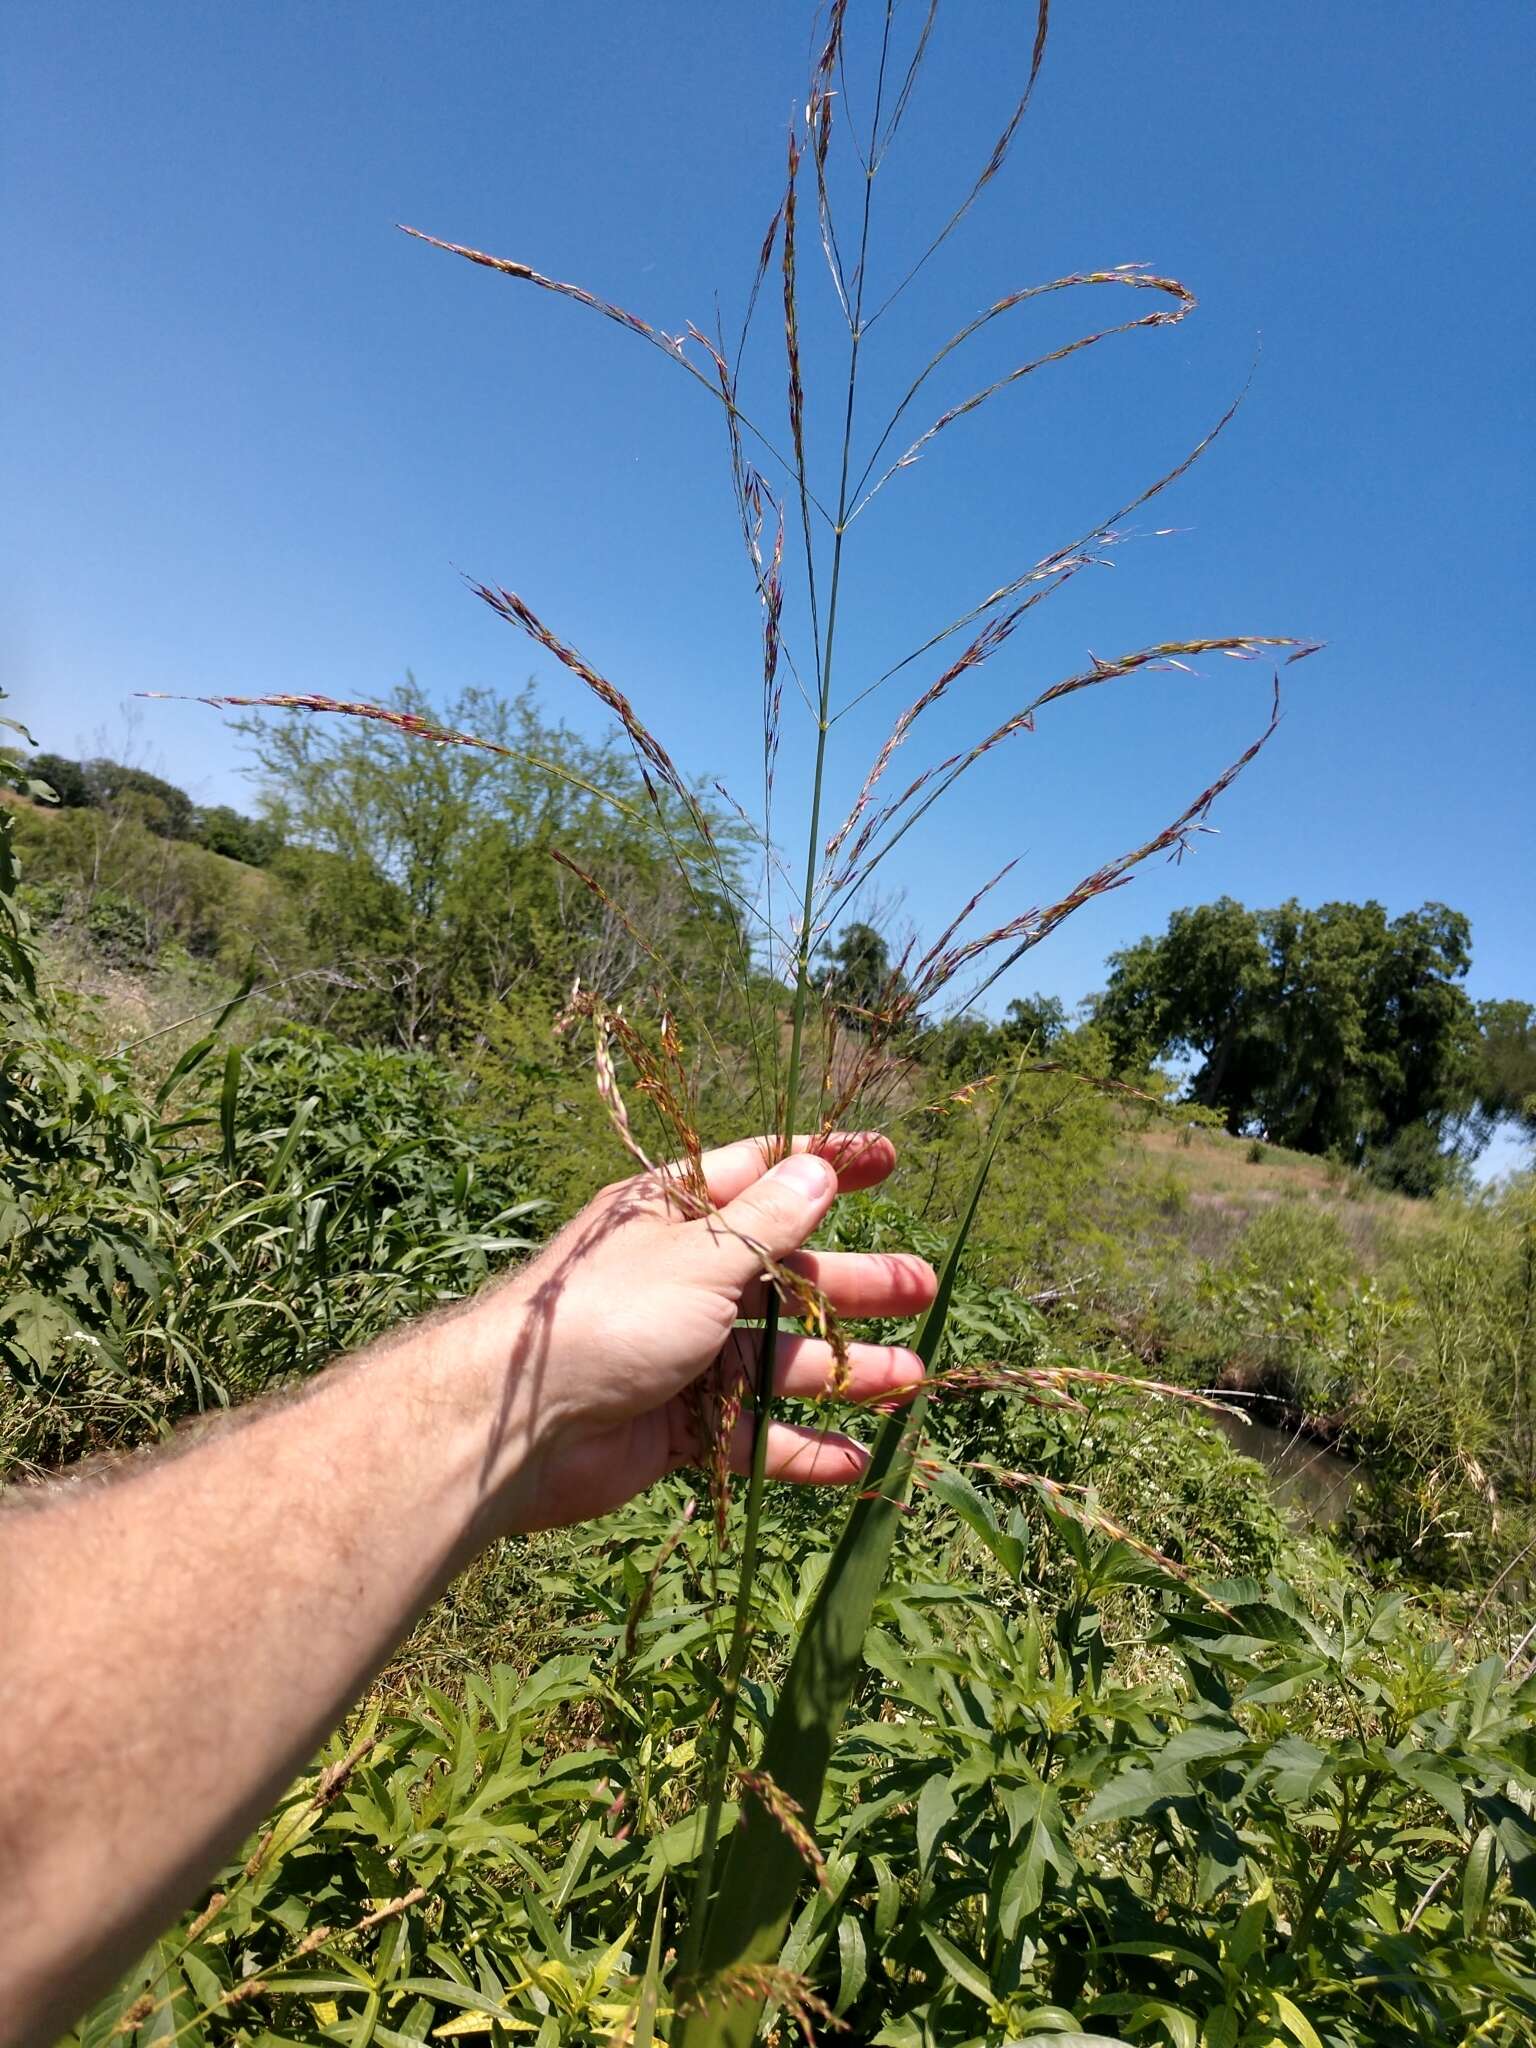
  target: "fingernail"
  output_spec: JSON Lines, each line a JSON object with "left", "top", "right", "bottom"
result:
{"left": 776, "top": 1154, "right": 836, "bottom": 1196}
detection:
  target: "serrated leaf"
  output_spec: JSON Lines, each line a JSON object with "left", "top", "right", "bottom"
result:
{"left": 2, "top": 1289, "right": 75, "bottom": 1366}
{"left": 1080, "top": 1758, "right": 1188, "bottom": 1828}
{"left": 1258, "top": 1735, "right": 1332, "bottom": 1806}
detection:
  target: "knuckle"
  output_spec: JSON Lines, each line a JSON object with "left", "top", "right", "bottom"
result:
{"left": 748, "top": 1183, "right": 803, "bottom": 1238}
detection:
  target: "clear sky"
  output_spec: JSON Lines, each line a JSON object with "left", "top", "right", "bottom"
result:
{"left": 5, "top": 5, "right": 1532, "bottom": 1052}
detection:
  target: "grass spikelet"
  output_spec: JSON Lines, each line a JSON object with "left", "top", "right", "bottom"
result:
{"left": 556, "top": 982, "right": 708, "bottom": 1209}
{"left": 916, "top": 1071, "right": 1001, "bottom": 1116}
{"left": 973, "top": 1460, "right": 1237, "bottom": 1617}
{"left": 142, "top": 689, "right": 648, "bottom": 825}
{"left": 853, "top": 267, "right": 1199, "bottom": 519}
{"left": 470, "top": 582, "right": 711, "bottom": 840}
{"left": 736, "top": 1769, "right": 830, "bottom": 1892}
{"left": 833, "top": 638, "right": 1312, "bottom": 896}
{"left": 558, "top": 983, "right": 659, "bottom": 1180}
{"left": 679, "top": 1965, "right": 843, "bottom": 2043}
{"left": 624, "top": 1496, "right": 698, "bottom": 1663}
{"left": 864, "top": 0, "right": 1050, "bottom": 327}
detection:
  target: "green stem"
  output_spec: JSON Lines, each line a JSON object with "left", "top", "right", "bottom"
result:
{"left": 684, "top": 28, "right": 891, "bottom": 1983}
{"left": 678, "top": 1296, "right": 781, "bottom": 1986}
{"left": 1287, "top": 1776, "right": 1368, "bottom": 1959}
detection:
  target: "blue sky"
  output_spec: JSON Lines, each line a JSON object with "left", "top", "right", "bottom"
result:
{"left": 5, "top": 5, "right": 1532, "bottom": 1076}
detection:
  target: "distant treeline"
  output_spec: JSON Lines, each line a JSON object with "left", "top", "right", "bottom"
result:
{"left": 25, "top": 751, "right": 282, "bottom": 868}
{"left": 17, "top": 690, "right": 1536, "bottom": 1197}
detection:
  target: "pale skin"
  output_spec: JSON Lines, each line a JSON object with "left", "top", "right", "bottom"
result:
{"left": 0, "top": 1132, "right": 936, "bottom": 2048}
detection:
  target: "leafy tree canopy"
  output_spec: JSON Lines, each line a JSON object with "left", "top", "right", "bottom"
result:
{"left": 1094, "top": 895, "right": 1493, "bottom": 1189}
{"left": 1479, "top": 997, "right": 1536, "bottom": 1141}
{"left": 25, "top": 751, "right": 96, "bottom": 809}
{"left": 24, "top": 750, "right": 278, "bottom": 867}
{"left": 77, "top": 759, "right": 197, "bottom": 839}
{"left": 192, "top": 803, "right": 283, "bottom": 868}
{"left": 816, "top": 921, "right": 905, "bottom": 1028}
{"left": 919, "top": 992, "right": 1070, "bottom": 1079}
{"left": 242, "top": 678, "right": 747, "bottom": 1049}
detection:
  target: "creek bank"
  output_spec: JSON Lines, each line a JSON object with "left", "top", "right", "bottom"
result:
{"left": 1203, "top": 1396, "right": 1366, "bottom": 1531}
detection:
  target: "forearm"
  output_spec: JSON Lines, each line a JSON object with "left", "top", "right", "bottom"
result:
{"left": 0, "top": 1296, "right": 529, "bottom": 2047}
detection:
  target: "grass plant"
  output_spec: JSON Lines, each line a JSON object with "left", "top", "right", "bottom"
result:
{"left": 143, "top": 3, "right": 1330, "bottom": 2033}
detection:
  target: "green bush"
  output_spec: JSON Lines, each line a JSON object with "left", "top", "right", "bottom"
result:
{"left": 70, "top": 1484, "right": 1536, "bottom": 2047}
{"left": 0, "top": 858, "right": 543, "bottom": 1474}
{"left": 10, "top": 801, "right": 302, "bottom": 969}
{"left": 83, "top": 886, "right": 158, "bottom": 966}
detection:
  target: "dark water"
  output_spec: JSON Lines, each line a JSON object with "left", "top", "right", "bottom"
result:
{"left": 1204, "top": 1404, "right": 1364, "bottom": 1530}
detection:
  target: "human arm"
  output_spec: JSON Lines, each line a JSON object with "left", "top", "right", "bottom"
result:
{"left": 0, "top": 1134, "right": 935, "bottom": 2046}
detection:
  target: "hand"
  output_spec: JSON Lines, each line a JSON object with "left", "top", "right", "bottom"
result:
{"left": 474, "top": 1133, "right": 938, "bottom": 1531}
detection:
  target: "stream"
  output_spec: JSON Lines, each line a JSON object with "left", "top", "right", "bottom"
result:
{"left": 1203, "top": 1403, "right": 1365, "bottom": 1530}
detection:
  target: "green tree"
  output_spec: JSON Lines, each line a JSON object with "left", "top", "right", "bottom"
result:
{"left": 1095, "top": 896, "right": 1485, "bottom": 1188}
{"left": 1001, "top": 990, "right": 1069, "bottom": 1049}
{"left": 1479, "top": 998, "right": 1536, "bottom": 1142}
{"left": 243, "top": 679, "right": 743, "bottom": 1049}
{"left": 191, "top": 803, "right": 282, "bottom": 868}
{"left": 82, "top": 758, "right": 197, "bottom": 840}
{"left": 817, "top": 920, "right": 905, "bottom": 1027}
{"left": 24, "top": 752, "right": 94, "bottom": 808}
{"left": 919, "top": 991, "right": 1069, "bottom": 1080}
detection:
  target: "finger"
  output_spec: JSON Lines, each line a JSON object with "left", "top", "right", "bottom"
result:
{"left": 692, "top": 1132, "right": 896, "bottom": 1207}
{"left": 738, "top": 1248, "right": 938, "bottom": 1321}
{"left": 726, "top": 1416, "right": 870, "bottom": 1486}
{"left": 690, "top": 1152, "right": 841, "bottom": 1287}
{"left": 723, "top": 1328, "right": 924, "bottom": 1403}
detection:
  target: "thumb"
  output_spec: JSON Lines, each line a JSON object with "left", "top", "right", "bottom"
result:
{"left": 695, "top": 1152, "right": 839, "bottom": 1287}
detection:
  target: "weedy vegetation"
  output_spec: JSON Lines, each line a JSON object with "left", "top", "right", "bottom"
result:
{"left": 6, "top": 3, "right": 1536, "bottom": 2044}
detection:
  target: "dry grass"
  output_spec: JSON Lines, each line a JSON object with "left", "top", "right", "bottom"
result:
{"left": 1126, "top": 1121, "right": 1434, "bottom": 1248}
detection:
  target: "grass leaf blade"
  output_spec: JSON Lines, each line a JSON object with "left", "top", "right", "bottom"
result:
{"left": 675, "top": 1065, "right": 1024, "bottom": 2045}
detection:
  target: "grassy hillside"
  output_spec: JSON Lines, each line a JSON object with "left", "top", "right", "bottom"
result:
{"left": 1126, "top": 1120, "right": 1431, "bottom": 1263}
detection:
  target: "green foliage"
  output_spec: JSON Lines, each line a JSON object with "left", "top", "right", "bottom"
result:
{"left": 25, "top": 748, "right": 96, "bottom": 808}
{"left": 69, "top": 1472, "right": 1536, "bottom": 2048}
{"left": 1123, "top": 1185, "right": 1536, "bottom": 1588}
{"left": 77, "top": 756, "right": 198, "bottom": 838}
{"left": 192, "top": 801, "right": 283, "bottom": 867}
{"left": 0, "top": 786, "right": 541, "bottom": 1473}
{"left": 1, "top": 1019, "right": 542, "bottom": 1473}
{"left": 22, "top": 749, "right": 276, "bottom": 864}
{"left": 243, "top": 678, "right": 746, "bottom": 1052}
{"left": 0, "top": 726, "right": 166, "bottom": 1463}
{"left": 1479, "top": 998, "right": 1536, "bottom": 1143}
{"left": 920, "top": 994, "right": 1072, "bottom": 1080}
{"left": 893, "top": 1024, "right": 1130, "bottom": 1287}
{"left": 817, "top": 921, "right": 906, "bottom": 1028}
{"left": 81, "top": 886, "right": 158, "bottom": 966}
{"left": 13, "top": 746, "right": 1536, "bottom": 2042}
{"left": 1095, "top": 897, "right": 1489, "bottom": 1189}
{"left": 11, "top": 721, "right": 1536, "bottom": 2036}
{"left": 11, "top": 798, "right": 301, "bottom": 969}
{"left": 682, "top": 1080, "right": 1025, "bottom": 2041}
